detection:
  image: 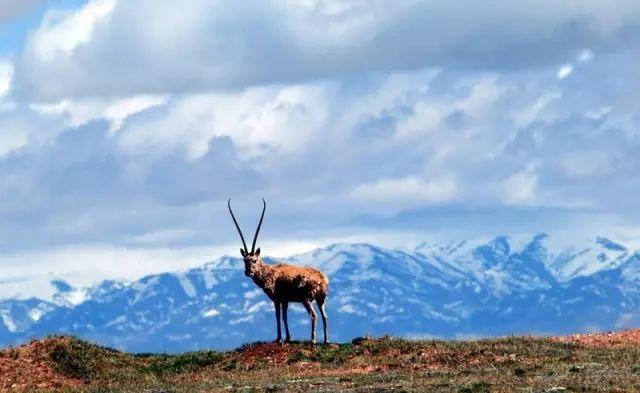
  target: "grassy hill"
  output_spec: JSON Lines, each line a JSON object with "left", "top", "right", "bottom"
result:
{"left": 2, "top": 333, "right": 640, "bottom": 392}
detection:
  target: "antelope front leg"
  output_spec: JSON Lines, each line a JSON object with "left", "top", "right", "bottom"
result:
{"left": 302, "top": 300, "right": 317, "bottom": 344}
{"left": 274, "top": 301, "right": 282, "bottom": 343}
{"left": 282, "top": 302, "right": 292, "bottom": 343}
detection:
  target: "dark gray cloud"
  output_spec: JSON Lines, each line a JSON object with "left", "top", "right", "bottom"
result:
{"left": 14, "top": 0, "right": 640, "bottom": 100}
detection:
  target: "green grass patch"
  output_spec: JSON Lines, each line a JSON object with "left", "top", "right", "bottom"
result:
{"left": 47, "top": 336, "right": 122, "bottom": 382}
{"left": 144, "top": 351, "right": 224, "bottom": 375}
{"left": 458, "top": 381, "right": 491, "bottom": 393}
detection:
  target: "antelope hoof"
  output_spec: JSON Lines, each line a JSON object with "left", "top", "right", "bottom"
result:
{"left": 284, "top": 337, "right": 291, "bottom": 344}
{"left": 274, "top": 338, "right": 282, "bottom": 344}
{"left": 310, "top": 338, "right": 316, "bottom": 345}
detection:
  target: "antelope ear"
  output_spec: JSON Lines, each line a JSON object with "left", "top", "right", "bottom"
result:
{"left": 255, "top": 248, "right": 261, "bottom": 256}
{"left": 240, "top": 249, "right": 246, "bottom": 257}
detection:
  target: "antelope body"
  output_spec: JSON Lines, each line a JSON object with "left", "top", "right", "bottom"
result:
{"left": 228, "top": 199, "right": 329, "bottom": 344}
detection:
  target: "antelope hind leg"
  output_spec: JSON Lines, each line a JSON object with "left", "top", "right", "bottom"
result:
{"left": 317, "top": 296, "right": 329, "bottom": 344}
{"left": 302, "top": 300, "right": 317, "bottom": 344}
{"left": 282, "top": 301, "right": 292, "bottom": 343}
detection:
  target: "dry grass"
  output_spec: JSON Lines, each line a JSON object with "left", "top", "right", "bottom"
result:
{"left": 3, "top": 334, "right": 640, "bottom": 392}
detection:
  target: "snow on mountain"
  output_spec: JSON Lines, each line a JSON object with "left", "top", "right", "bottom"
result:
{"left": 0, "top": 298, "right": 56, "bottom": 334}
{"left": 0, "top": 234, "right": 639, "bottom": 352}
{"left": 51, "top": 280, "right": 90, "bottom": 307}
{"left": 550, "top": 237, "right": 630, "bottom": 281}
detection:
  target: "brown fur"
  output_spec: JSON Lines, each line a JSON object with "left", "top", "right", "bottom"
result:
{"left": 251, "top": 263, "right": 328, "bottom": 302}
{"left": 243, "top": 253, "right": 329, "bottom": 344}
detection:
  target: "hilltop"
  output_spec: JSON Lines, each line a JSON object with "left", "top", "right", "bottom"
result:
{"left": 3, "top": 331, "right": 640, "bottom": 392}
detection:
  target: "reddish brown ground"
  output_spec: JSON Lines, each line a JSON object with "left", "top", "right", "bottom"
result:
{"left": 4, "top": 330, "right": 640, "bottom": 391}
{"left": 551, "top": 328, "right": 640, "bottom": 347}
{"left": 236, "top": 342, "right": 304, "bottom": 366}
{"left": 0, "top": 337, "right": 83, "bottom": 391}
{"left": 232, "top": 338, "right": 523, "bottom": 375}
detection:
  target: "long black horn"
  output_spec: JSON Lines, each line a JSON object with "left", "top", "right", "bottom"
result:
{"left": 228, "top": 198, "right": 248, "bottom": 252}
{"left": 251, "top": 198, "right": 266, "bottom": 253}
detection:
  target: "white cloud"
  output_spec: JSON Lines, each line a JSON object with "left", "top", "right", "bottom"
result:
{"left": 0, "top": 62, "right": 13, "bottom": 98}
{"left": 584, "top": 105, "right": 612, "bottom": 120}
{"left": 0, "top": 244, "right": 217, "bottom": 299}
{"left": 103, "top": 95, "right": 169, "bottom": 132}
{"left": 31, "top": 94, "right": 168, "bottom": 132}
{"left": 0, "top": 124, "right": 29, "bottom": 156}
{"left": 117, "top": 84, "right": 330, "bottom": 159}
{"left": 455, "top": 76, "right": 505, "bottom": 118}
{"left": 578, "top": 49, "right": 594, "bottom": 63}
{"left": 500, "top": 167, "right": 538, "bottom": 205}
{"left": 202, "top": 308, "right": 220, "bottom": 318}
{"left": 513, "top": 91, "right": 562, "bottom": 128}
{"left": 351, "top": 175, "right": 458, "bottom": 205}
{"left": 557, "top": 64, "right": 573, "bottom": 79}
{"left": 393, "top": 102, "right": 443, "bottom": 142}
{"left": 0, "top": 61, "right": 16, "bottom": 114}
{"left": 0, "top": 106, "right": 64, "bottom": 157}
{"left": 130, "top": 228, "right": 197, "bottom": 245}
{"left": 25, "top": 0, "right": 116, "bottom": 61}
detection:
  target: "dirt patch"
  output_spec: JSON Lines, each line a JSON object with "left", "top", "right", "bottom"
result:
{"left": 235, "top": 342, "right": 307, "bottom": 367}
{"left": 0, "top": 337, "right": 83, "bottom": 390}
{"left": 344, "top": 337, "right": 522, "bottom": 372}
{"left": 552, "top": 328, "right": 640, "bottom": 348}
{"left": 232, "top": 337, "right": 524, "bottom": 377}
{"left": 412, "top": 346, "right": 519, "bottom": 370}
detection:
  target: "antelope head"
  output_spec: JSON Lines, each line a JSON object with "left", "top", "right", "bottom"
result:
{"left": 228, "top": 198, "right": 266, "bottom": 277}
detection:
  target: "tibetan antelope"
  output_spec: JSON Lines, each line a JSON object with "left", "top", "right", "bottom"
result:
{"left": 227, "top": 198, "right": 329, "bottom": 344}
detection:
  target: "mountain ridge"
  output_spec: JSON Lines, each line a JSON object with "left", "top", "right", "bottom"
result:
{"left": 1, "top": 233, "right": 640, "bottom": 352}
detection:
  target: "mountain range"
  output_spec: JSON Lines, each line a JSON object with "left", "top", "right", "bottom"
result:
{"left": 1, "top": 233, "right": 639, "bottom": 352}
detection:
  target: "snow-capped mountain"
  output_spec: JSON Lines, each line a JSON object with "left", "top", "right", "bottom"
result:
{"left": 1, "top": 234, "right": 640, "bottom": 352}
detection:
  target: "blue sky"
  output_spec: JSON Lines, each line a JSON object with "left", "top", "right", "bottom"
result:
{"left": 1, "top": 0, "right": 640, "bottom": 298}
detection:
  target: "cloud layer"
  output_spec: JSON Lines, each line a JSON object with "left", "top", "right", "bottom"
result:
{"left": 14, "top": 0, "right": 640, "bottom": 100}
{"left": 0, "top": 0, "right": 639, "bottom": 295}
